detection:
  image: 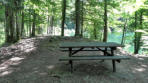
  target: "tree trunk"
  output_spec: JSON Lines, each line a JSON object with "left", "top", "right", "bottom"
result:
{"left": 29, "top": 9, "right": 32, "bottom": 37}
{"left": 134, "top": 12, "right": 138, "bottom": 54}
{"left": 94, "top": 22, "right": 97, "bottom": 39}
{"left": 121, "top": 19, "right": 127, "bottom": 45}
{"left": 61, "top": 0, "right": 67, "bottom": 36}
{"left": 32, "top": 10, "right": 36, "bottom": 37}
{"left": 47, "top": 15, "right": 49, "bottom": 34}
{"left": 103, "top": 0, "right": 108, "bottom": 42}
{"left": 75, "top": 0, "right": 81, "bottom": 37}
{"left": 5, "top": 6, "right": 10, "bottom": 42}
{"left": 21, "top": 11, "right": 24, "bottom": 37}
{"left": 27, "top": 22, "right": 29, "bottom": 36}
{"left": 100, "top": 32, "right": 102, "bottom": 41}
{"left": 135, "top": 11, "right": 143, "bottom": 54}
{"left": 49, "top": 16, "right": 54, "bottom": 35}
{"left": 80, "top": 0, "right": 84, "bottom": 37}
{"left": 15, "top": 11, "right": 20, "bottom": 41}
{"left": 4, "top": 19, "right": 6, "bottom": 40}
{"left": 134, "top": 11, "right": 143, "bottom": 54}
{"left": 5, "top": 5, "right": 15, "bottom": 43}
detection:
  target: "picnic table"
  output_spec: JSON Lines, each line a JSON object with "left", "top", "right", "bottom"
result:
{"left": 59, "top": 41, "right": 130, "bottom": 72}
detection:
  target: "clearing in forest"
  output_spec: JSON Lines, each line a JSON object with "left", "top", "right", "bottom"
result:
{"left": 0, "top": 36, "right": 148, "bottom": 83}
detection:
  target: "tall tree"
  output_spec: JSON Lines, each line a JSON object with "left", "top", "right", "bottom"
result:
{"left": 49, "top": 16, "right": 54, "bottom": 35}
{"left": 93, "top": 22, "right": 97, "bottom": 39}
{"left": 29, "top": 9, "right": 32, "bottom": 37}
{"left": 134, "top": 11, "right": 138, "bottom": 54}
{"left": 47, "top": 14, "right": 50, "bottom": 34}
{"left": 121, "top": 19, "right": 127, "bottom": 45}
{"left": 80, "top": 0, "right": 84, "bottom": 37}
{"left": 61, "top": 0, "right": 67, "bottom": 36}
{"left": 21, "top": 2, "right": 25, "bottom": 37}
{"left": 103, "top": 0, "right": 108, "bottom": 42}
{"left": 5, "top": 5, "right": 15, "bottom": 42}
{"left": 31, "top": 10, "right": 36, "bottom": 37}
{"left": 3, "top": 0, "right": 23, "bottom": 42}
{"left": 134, "top": 10, "right": 143, "bottom": 54}
{"left": 15, "top": 11, "right": 20, "bottom": 41}
{"left": 15, "top": 0, "right": 22, "bottom": 41}
{"left": 75, "top": 0, "right": 81, "bottom": 37}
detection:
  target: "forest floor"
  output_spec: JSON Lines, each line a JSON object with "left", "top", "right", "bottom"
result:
{"left": 0, "top": 36, "right": 148, "bottom": 83}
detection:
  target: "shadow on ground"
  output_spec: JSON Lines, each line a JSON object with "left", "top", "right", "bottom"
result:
{"left": 0, "top": 36, "right": 148, "bottom": 83}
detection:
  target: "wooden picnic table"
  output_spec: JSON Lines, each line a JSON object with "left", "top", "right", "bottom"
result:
{"left": 59, "top": 41, "right": 129, "bottom": 72}
{"left": 60, "top": 42, "right": 124, "bottom": 48}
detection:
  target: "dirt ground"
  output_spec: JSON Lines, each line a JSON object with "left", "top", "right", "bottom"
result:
{"left": 0, "top": 36, "right": 148, "bottom": 83}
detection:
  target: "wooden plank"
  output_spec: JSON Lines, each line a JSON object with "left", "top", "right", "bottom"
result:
{"left": 59, "top": 56, "right": 130, "bottom": 61}
{"left": 72, "top": 48, "right": 84, "bottom": 55}
{"left": 60, "top": 42, "right": 124, "bottom": 48}
{"left": 60, "top": 48, "right": 111, "bottom": 51}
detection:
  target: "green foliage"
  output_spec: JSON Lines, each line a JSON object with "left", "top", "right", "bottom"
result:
{"left": 0, "top": 6, "right": 5, "bottom": 22}
{"left": 0, "top": 23, "right": 5, "bottom": 47}
{"left": 0, "top": 0, "right": 148, "bottom": 54}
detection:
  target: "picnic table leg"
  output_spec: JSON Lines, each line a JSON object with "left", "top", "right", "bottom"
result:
{"left": 101, "top": 47, "right": 107, "bottom": 62}
{"left": 112, "top": 60, "right": 116, "bottom": 72}
{"left": 69, "top": 48, "right": 73, "bottom": 72}
{"left": 111, "top": 47, "right": 116, "bottom": 72}
{"left": 104, "top": 47, "right": 107, "bottom": 56}
{"left": 70, "top": 60, "right": 73, "bottom": 72}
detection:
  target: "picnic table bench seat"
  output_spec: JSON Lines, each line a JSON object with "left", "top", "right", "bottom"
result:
{"left": 60, "top": 48, "right": 111, "bottom": 51}
{"left": 59, "top": 55, "right": 130, "bottom": 61}
{"left": 59, "top": 55, "right": 130, "bottom": 72}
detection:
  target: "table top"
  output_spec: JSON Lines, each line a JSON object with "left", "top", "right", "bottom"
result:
{"left": 60, "top": 42, "right": 124, "bottom": 48}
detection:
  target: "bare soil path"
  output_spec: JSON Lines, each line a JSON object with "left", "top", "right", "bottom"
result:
{"left": 0, "top": 36, "right": 148, "bottom": 83}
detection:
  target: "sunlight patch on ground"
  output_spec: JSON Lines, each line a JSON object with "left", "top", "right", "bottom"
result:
{"left": 0, "top": 70, "right": 13, "bottom": 77}
{"left": 135, "top": 68, "right": 146, "bottom": 72}
{"left": 141, "top": 64, "right": 147, "bottom": 68}
{"left": 132, "top": 54, "right": 148, "bottom": 58}
{"left": 17, "top": 38, "right": 38, "bottom": 53}
{"left": 10, "top": 57, "right": 24, "bottom": 61}
{"left": 47, "top": 65, "right": 55, "bottom": 69}
{"left": 0, "top": 37, "right": 41, "bottom": 77}
{"left": 23, "top": 44, "right": 36, "bottom": 53}
{"left": 39, "top": 72, "right": 48, "bottom": 76}
{"left": 0, "top": 57, "right": 24, "bottom": 77}
{"left": 137, "top": 55, "right": 148, "bottom": 57}
{"left": 138, "top": 58, "right": 145, "bottom": 60}
{"left": 118, "top": 48, "right": 127, "bottom": 54}
{"left": 0, "top": 37, "right": 38, "bottom": 56}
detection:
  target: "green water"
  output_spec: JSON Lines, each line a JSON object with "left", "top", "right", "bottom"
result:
{"left": 108, "top": 32, "right": 143, "bottom": 54}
